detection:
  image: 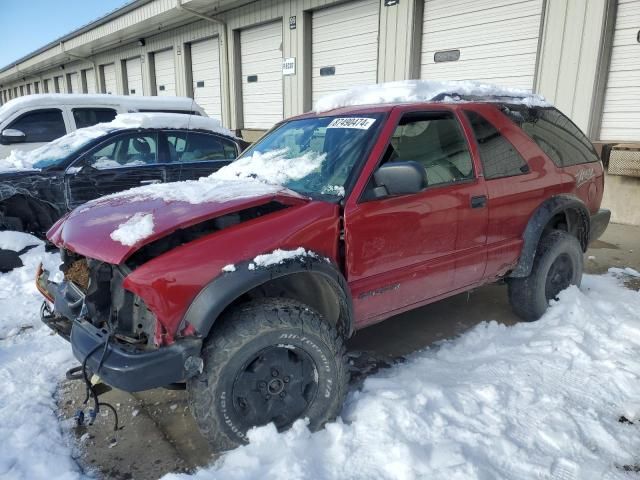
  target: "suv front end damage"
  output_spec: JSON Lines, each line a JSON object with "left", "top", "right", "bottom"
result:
{"left": 37, "top": 249, "right": 203, "bottom": 392}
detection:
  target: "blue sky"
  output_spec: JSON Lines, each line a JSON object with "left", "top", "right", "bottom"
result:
{"left": 0, "top": 0, "right": 128, "bottom": 68}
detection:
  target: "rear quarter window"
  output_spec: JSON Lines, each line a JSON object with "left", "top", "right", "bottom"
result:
{"left": 502, "top": 106, "right": 599, "bottom": 167}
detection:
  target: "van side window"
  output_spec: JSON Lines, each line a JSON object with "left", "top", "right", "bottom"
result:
{"left": 73, "top": 108, "right": 117, "bottom": 129}
{"left": 7, "top": 109, "right": 66, "bottom": 142}
{"left": 502, "top": 106, "right": 600, "bottom": 167}
{"left": 464, "top": 110, "right": 529, "bottom": 179}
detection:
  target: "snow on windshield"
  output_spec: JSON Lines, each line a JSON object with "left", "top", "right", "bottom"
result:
{"left": 314, "top": 79, "right": 550, "bottom": 112}
{"left": 0, "top": 113, "right": 235, "bottom": 173}
{"left": 215, "top": 148, "right": 326, "bottom": 186}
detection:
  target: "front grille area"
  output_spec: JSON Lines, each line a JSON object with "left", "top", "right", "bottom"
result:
{"left": 64, "top": 258, "right": 90, "bottom": 291}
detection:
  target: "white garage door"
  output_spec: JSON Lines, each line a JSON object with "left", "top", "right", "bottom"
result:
{"left": 68, "top": 73, "right": 80, "bottom": 93}
{"left": 102, "top": 64, "right": 117, "bottom": 94}
{"left": 599, "top": 0, "right": 640, "bottom": 142}
{"left": 240, "top": 21, "right": 283, "bottom": 129}
{"left": 84, "top": 69, "right": 97, "bottom": 94}
{"left": 126, "top": 57, "right": 144, "bottom": 96}
{"left": 154, "top": 49, "right": 176, "bottom": 97}
{"left": 420, "top": 0, "right": 543, "bottom": 90}
{"left": 191, "top": 37, "right": 222, "bottom": 119}
{"left": 312, "top": 0, "right": 380, "bottom": 105}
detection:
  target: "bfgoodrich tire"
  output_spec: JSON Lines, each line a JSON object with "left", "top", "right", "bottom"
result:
{"left": 187, "top": 298, "right": 349, "bottom": 452}
{"left": 508, "top": 230, "right": 584, "bottom": 321}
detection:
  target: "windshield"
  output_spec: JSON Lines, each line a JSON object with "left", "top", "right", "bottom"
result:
{"left": 217, "top": 115, "right": 382, "bottom": 198}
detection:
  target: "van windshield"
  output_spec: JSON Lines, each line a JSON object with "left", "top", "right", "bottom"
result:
{"left": 217, "top": 115, "right": 383, "bottom": 198}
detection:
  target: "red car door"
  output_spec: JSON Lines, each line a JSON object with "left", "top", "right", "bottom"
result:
{"left": 459, "top": 105, "right": 558, "bottom": 281}
{"left": 344, "top": 106, "right": 488, "bottom": 329}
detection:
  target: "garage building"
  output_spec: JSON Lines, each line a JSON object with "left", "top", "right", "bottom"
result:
{"left": 0, "top": 0, "right": 638, "bottom": 224}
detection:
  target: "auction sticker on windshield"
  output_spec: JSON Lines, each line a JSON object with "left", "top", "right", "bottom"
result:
{"left": 326, "top": 118, "right": 376, "bottom": 129}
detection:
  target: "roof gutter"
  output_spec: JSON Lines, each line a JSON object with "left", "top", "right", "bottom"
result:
{"left": 175, "top": 0, "right": 231, "bottom": 126}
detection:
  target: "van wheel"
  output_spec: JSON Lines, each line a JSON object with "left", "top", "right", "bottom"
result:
{"left": 188, "top": 298, "right": 349, "bottom": 452}
{"left": 508, "top": 230, "right": 584, "bottom": 321}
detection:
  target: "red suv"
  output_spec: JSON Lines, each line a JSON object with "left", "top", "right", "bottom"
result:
{"left": 38, "top": 95, "right": 610, "bottom": 451}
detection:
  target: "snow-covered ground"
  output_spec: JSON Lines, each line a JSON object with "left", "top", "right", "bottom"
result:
{"left": 1, "top": 233, "right": 639, "bottom": 480}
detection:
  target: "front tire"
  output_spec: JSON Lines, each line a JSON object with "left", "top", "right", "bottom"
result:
{"left": 188, "top": 298, "right": 349, "bottom": 452}
{"left": 508, "top": 230, "right": 584, "bottom": 321}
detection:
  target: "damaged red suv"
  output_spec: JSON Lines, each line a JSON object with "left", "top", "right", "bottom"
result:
{"left": 38, "top": 87, "right": 610, "bottom": 451}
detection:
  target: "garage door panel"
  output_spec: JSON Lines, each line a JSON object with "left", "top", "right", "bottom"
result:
{"left": 154, "top": 49, "right": 176, "bottom": 97}
{"left": 125, "top": 57, "right": 144, "bottom": 96}
{"left": 191, "top": 37, "right": 222, "bottom": 119}
{"left": 311, "top": 0, "right": 379, "bottom": 105}
{"left": 600, "top": 0, "right": 640, "bottom": 140}
{"left": 424, "top": 20, "right": 540, "bottom": 49}
{"left": 241, "top": 21, "right": 283, "bottom": 129}
{"left": 68, "top": 73, "right": 80, "bottom": 93}
{"left": 85, "top": 70, "right": 96, "bottom": 94}
{"left": 103, "top": 64, "right": 117, "bottom": 94}
{"left": 420, "top": 0, "right": 542, "bottom": 90}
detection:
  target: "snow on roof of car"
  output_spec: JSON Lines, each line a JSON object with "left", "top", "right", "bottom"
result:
{"left": 313, "top": 80, "right": 550, "bottom": 113}
{"left": 0, "top": 93, "right": 205, "bottom": 117}
{"left": 0, "top": 112, "right": 236, "bottom": 172}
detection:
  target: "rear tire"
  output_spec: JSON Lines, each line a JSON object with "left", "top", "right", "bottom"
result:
{"left": 508, "top": 230, "right": 583, "bottom": 321}
{"left": 187, "top": 298, "right": 349, "bottom": 452}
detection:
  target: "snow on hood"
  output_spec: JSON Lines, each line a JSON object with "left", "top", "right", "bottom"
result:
{"left": 0, "top": 112, "right": 235, "bottom": 173}
{"left": 314, "top": 79, "right": 550, "bottom": 112}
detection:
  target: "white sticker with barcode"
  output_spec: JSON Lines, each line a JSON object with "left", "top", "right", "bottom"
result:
{"left": 326, "top": 117, "right": 376, "bottom": 130}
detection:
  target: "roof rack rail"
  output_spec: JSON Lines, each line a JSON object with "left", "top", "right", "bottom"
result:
{"left": 429, "top": 92, "right": 539, "bottom": 104}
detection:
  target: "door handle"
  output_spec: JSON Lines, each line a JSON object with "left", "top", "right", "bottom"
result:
{"left": 139, "top": 179, "right": 161, "bottom": 185}
{"left": 470, "top": 195, "right": 487, "bottom": 209}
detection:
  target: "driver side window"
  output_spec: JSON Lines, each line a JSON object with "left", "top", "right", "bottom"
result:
{"left": 89, "top": 133, "right": 158, "bottom": 169}
{"left": 387, "top": 113, "right": 474, "bottom": 187}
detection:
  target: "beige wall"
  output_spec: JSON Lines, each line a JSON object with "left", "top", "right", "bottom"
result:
{"left": 535, "top": 0, "right": 613, "bottom": 135}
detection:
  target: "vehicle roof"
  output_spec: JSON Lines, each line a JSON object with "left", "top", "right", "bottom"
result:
{"left": 0, "top": 94, "right": 205, "bottom": 117}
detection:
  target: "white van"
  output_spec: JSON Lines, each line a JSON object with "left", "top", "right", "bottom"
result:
{"left": 0, "top": 94, "right": 207, "bottom": 157}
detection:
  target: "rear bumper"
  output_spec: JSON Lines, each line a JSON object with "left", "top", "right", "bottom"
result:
{"left": 590, "top": 209, "right": 611, "bottom": 243}
{"left": 71, "top": 320, "right": 203, "bottom": 392}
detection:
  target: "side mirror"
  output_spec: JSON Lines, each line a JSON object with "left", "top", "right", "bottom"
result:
{"left": 372, "top": 161, "right": 427, "bottom": 198}
{"left": 0, "top": 129, "right": 26, "bottom": 145}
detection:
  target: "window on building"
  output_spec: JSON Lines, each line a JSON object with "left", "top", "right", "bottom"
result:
{"left": 7, "top": 109, "right": 66, "bottom": 142}
{"left": 501, "top": 106, "right": 600, "bottom": 167}
{"left": 72, "top": 108, "right": 117, "bottom": 129}
{"left": 385, "top": 112, "right": 474, "bottom": 187}
{"left": 464, "top": 110, "right": 529, "bottom": 179}
{"left": 165, "top": 132, "right": 237, "bottom": 163}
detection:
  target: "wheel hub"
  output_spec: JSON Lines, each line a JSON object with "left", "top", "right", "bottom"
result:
{"left": 545, "top": 253, "right": 574, "bottom": 301}
{"left": 231, "top": 345, "right": 318, "bottom": 431}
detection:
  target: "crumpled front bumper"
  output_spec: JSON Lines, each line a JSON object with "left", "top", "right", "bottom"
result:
{"left": 36, "top": 265, "right": 203, "bottom": 392}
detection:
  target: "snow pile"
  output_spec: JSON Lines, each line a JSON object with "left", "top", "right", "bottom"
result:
{"left": 314, "top": 79, "right": 550, "bottom": 112}
{"left": 248, "top": 247, "right": 317, "bottom": 270}
{"left": 0, "top": 113, "right": 235, "bottom": 172}
{"left": 222, "top": 264, "right": 236, "bottom": 273}
{"left": 0, "top": 230, "right": 41, "bottom": 253}
{"left": 110, "top": 212, "right": 155, "bottom": 247}
{"left": 216, "top": 149, "right": 326, "bottom": 186}
{"left": 167, "top": 274, "right": 640, "bottom": 480}
{"left": 0, "top": 237, "right": 80, "bottom": 480}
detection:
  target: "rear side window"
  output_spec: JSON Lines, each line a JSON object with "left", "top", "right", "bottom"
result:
{"left": 165, "top": 132, "right": 237, "bottom": 163}
{"left": 464, "top": 110, "right": 529, "bottom": 179}
{"left": 73, "top": 108, "right": 117, "bottom": 129}
{"left": 502, "top": 107, "right": 599, "bottom": 167}
{"left": 7, "top": 109, "right": 66, "bottom": 142}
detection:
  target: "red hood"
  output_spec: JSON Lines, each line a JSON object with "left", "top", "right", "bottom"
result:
{"left": 48, "top": 190, "right": 308, "bottom": 264}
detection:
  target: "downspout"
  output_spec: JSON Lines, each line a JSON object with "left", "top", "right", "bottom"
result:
{"left": 61, "top": 41, "right": 100, "bottom": 93}
{"left": 175, "top": 0, "right": 231, "bottom": 126}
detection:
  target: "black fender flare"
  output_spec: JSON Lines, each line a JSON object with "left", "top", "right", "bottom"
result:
{"left": 182, "top": 255, "right": 354, "bottom": 339}
{"left": 509, "top": 195, "right": 590, "bottom": 278}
